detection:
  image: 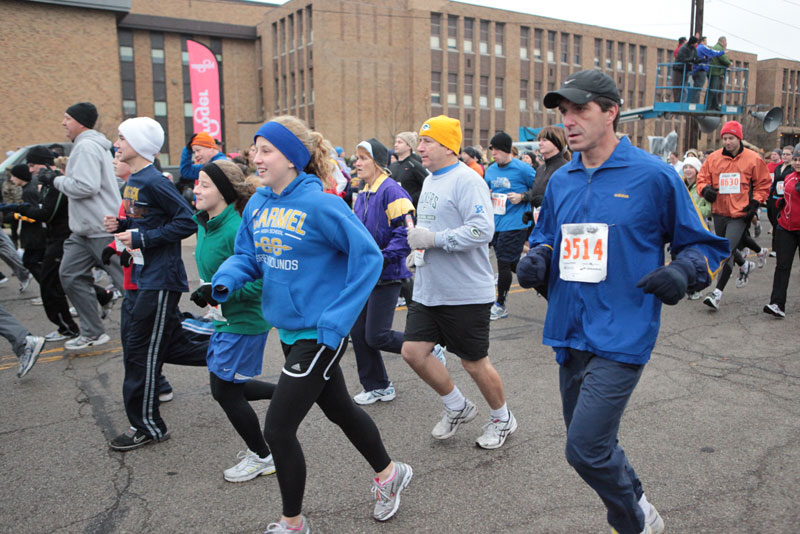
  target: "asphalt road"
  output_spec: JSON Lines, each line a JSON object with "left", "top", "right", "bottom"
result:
{"left": 1, "top": 234, "right": 798, "bottom": 534}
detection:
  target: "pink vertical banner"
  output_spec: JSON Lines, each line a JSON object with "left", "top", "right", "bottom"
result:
{"left": 186, "top": 40, "right": 221, "bottom": 139}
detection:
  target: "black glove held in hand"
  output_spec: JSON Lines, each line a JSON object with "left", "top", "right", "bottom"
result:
{"left": 636, "top": 259, "right": 695, "bottom": 305}
{"left": 190, "top": 283, "right": 219, "bottom": 308}
{"left": 521, "top": 211, "right": 534, "bottom": 225}
{"left": 517, "top": 246, "right": 552, "bottom": 289}
{"left": 701, "top": 186, "right": 718, "bottom": 203}
{"left": 795, "top": 180, "right": 800, "bottom": 195}
{"left": 119, "top": 249, "right": 133, "bottom": 268}
{"left": 36, "top": 168, "right": 58, "bottom": 186}
{"left": 101, "top": 246, "right": 115, "bottom": 265}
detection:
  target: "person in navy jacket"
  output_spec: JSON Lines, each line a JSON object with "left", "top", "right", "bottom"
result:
{"left": 211, "top": 117, "right": 412, "bottom": 533}
{"left": 103, "top": 117, "right": 207, "bottom": 452}
{"left": 518, "top": 71, "right": 729, "bottom": 534}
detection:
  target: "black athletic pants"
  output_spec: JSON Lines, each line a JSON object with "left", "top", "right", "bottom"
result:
{"left": 40, "top": 238, "right": 79, "bottom": 335}
{"left": 265, "top": 338, "right": 391, "bottom": 517}
{"left": 209, "top": 373, "right": 275, "bottom": 458}
{"left": 121, "top": 290, "right": 208, "bottom": 439}
{"left": 769, "top": 226, "right": 800, "bottom": 311}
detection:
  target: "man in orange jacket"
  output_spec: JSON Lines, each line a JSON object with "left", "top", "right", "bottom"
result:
{"left": 696, "top": 120, "right": 771, "bottom": 310}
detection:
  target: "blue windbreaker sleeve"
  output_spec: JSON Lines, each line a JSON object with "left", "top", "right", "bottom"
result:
{"left": 212, "top": 207, "right": 263, "bottom": 302}
{"left": 317, "top": 208, "right": 383, "bottom": 349}
{"left": 528, "top": 182, "right": 557, "bottom": 249}
{"left": 130, "top": 178, "right": 197, "bottom": 249}
{"left": 662, "top": 170, "right": 729, "bottom": 287}
{"left": 179, "top": 147, "right": 202, "bottom": 181}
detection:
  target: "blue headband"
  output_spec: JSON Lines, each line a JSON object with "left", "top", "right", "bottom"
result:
{"left": 254, "top": 121, "right": 311, "bottom": 172}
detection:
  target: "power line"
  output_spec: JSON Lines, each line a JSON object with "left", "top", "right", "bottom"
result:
{"left": 705, "top": 23, "right": 800, "bottom": 61}
{"left": 716, "top": 0, "right": 799, "bottom": 31}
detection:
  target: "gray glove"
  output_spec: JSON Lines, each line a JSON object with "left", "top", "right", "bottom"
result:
{"left": 407, "top": 227, "right": 436, "bottom": 250}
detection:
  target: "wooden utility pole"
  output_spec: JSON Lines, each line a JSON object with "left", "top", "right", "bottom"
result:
{"left": 685, "top": 0, "right": 704, "bottom": 153}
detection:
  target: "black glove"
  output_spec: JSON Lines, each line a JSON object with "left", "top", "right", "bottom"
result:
{"left": 36, "top": 168, "right": 58, "bottom": 186}
{"left": 101, "top": 246, "right": 115, "bottom": 265}
{"left": 119, "top": 249, "right": 133, "bottom": 268}
{"left": 636, "top": 259, "right": 695, "bottom": 305}
{"left": 777, "top": 197, "right": 786, "bottom": 211}
{"left": 745, "top": 198, "right": 761, "bottom": 219}
{"left": 531, "top": 194, "right": 544, "bottom": 208}
{"left": 186, "top": 133, "right": 198, "bottom": 151}
{"left": 190, "top": 283, "right": 218, "bottom": 308}
{"left": 517, "top": 246, "right": 552, "bottom": 290}
{"left": 701, "top": 186, "right": 718, "bottom": 203}
{"left": 521, "top": 211, "right": 534, "bottom": 225}
{"left": 796, "top": 180, "right": 800, "bottom": 195}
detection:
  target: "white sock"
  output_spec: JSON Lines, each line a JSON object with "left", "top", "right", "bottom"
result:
{"left": 489, "top": 403, "right": 509, "bottom": 422}
{"left": 638, "top": 493, "right": 652, "bottom": 522}
{"left": 441, "top": 386, "right": 466, "bottom": 411}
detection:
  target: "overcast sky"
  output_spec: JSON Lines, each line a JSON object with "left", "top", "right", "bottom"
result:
{"left": 256, "top": 0, "right": 798, "bottom": 62}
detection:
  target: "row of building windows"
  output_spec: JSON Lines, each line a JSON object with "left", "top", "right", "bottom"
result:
{"left": 118, "top": 29, "right": 228, "bottom": 164}
{"left": 782, "top": 68, "right": 800, "bottom": 93}
{"left": 432, "top": 73, "right": 505, "bottom": 109}
{"left": 432, "top": 12, "right": 651, "bottom": 75}
{"left": 272, "top": 5, "right": 312, "bottom": 57}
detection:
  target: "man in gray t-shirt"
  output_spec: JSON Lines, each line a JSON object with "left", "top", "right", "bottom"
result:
{"left": 402, "top": 115, "right": 517, "bottom": 450}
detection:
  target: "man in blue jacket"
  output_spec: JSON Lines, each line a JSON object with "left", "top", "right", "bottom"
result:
{"left": 517, "top": 70, "right": 729, "bottom": 534}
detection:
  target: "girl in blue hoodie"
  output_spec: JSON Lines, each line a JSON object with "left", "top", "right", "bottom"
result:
{"left": 211, "top": 117, "right": 412, "bottom": 534}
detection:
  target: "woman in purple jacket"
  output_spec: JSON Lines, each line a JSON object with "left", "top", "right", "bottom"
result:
{"left": 350, "top": 138, "right": 415, "bottom": 405}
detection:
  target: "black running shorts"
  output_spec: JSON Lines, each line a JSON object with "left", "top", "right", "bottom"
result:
{"left": 403, "top": 301, "right": 492, "bottom": 361}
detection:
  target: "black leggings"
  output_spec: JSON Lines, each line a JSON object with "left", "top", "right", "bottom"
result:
{"left": 209, "top": 373, "right": 275, "bottom": 459}
{"left": 713, "top": 215, "right": 748, "bottom": 291}
{"left": 265, "top": 339, "right": 391, "bottom": 517}
{"left": 496, "top": 260, "right": 518, "bottom": 306}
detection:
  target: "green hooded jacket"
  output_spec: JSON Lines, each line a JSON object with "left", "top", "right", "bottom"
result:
{"left": 709, "top": 42, "right": 731, "bottom": 77}
{"left": 194, "top": 203, "right": 270, "bottom": 335}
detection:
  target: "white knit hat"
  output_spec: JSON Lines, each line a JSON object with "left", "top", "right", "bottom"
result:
{"left": 118, "top": 117, "right": 164, "bottom": 162}
{"left": 682, "top": 156, "right": 702, "bottom": 173}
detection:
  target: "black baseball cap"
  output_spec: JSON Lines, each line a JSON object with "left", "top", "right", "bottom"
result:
{"left": 543, "top": 70, "right": 623, "bottom": 109}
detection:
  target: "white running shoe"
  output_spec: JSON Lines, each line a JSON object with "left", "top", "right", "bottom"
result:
{"left": 265, "top": 516, "right": 309, "bottom": 533}
{"left": 489, "top": 302, "right": 509, "bottom": 320}
{"left": 17, "top": 335, "right": 45, "bottom": 378}
{"left": 353, "top": 384, "right": 396, "bottom": 405}
{"left": 703, "top": 289, "right": 722, "bottom": 311}
{"left": 432, "top": 344, "right": 447, "bottom": 367}
{"left": 476, "top": 411, "right": 517, "bottom": 449}
{"left": 372, "top": 461, "right": 413, "bottom": 521}
{"left": 736, "top": 260, "right": 754, "bottom": 288}
{"left": 432, "top": 399, "right": 478, "bottom": 440}
{"left": 688, "top": 291, "right": 702, "bottom": 300}
{"left": 158, "top": 391, "right": 174, "bottom": 402}
{"left": 756, "top": 248, "right": 768, "bottom": 268}
{"left": 763, "top": 303, "right": 785, "bottom": 318}
{"left": 65, "top": 333, "right": 110, "bottom": 350}
{"left": 223, "top": 450, "right": 276, "bottom": 483}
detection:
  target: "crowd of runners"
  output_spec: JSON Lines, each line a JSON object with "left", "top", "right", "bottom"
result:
{"left": 3, "top": 68, "right": 799, "bottom": 534}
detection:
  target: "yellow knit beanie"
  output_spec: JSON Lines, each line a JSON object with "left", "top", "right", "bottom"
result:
{"left": 419, "top": 115, "right": 462, "bottom": 155}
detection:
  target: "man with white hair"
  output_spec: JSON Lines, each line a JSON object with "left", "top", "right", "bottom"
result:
{"left": 103, "top": 117, "right": 202, "bottom": 451}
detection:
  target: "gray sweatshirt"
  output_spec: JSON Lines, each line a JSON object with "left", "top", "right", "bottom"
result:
{"left": 413, "top": 161, "right": 496, "bottom": 306}
{"left": 54, "top": 129, "right": 121, "bottom": 237}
